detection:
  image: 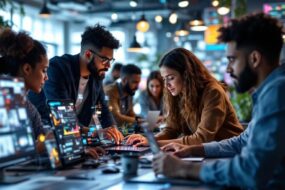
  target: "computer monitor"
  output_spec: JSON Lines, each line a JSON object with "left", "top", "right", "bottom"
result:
{"left": 0, "top": 76, "right": 36, "bottom": 183}
{"left": 47, "top": 100, "right": 85, "bottom": 166}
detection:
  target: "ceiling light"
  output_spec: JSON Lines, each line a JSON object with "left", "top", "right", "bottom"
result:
{"left": 178, "top": 1, "right": 189, "bottom": 8}
{"left": 174, "top": 36, "right": 179, "bottom": 43}
{"left": 111, "top": 13, "right": 118, "bottom": 21}
{"left": 217, "top": 7, "right": 230, "bottom": 15}
{"left": 189, "top": 11, "right": 207, "bottom": 31}
{"left": 191, "top": 25, "right": 208, "bottom": 31}
{"left": 136, "top": 15, "right": 150, "bottom": 32}
{"left": 169, "top": 12, "right": 178, "bottom": 24}
{"left": 189, "top": 19, "right": 203, "bottom": 26}
{"left": 39, "top": 1, "right": 51, "bottom": 18}
{"left": 212, "top": 0, "right": 219, "bottom": 7}
{"left": 155, "top": 15, "right": 163, "bottom": 23}
{"left": 128, "top": 35, "right": 143, "bottom": 53}
{"left": 166, "top": 32, "right": 172, "bottom": 38}
{"left": 175, "top": 22, "right": 189, "bottom": 36}
{"left": 130, "top": 0, "right": 138, "bottom": 7}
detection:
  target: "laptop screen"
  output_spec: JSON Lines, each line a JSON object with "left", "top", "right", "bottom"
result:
{"left": 0, "top": 76, "right": 35, "bottom": 169}
{"left": 141, "top": 123, "right": 161, "bottom": 154}
{"left": 47, "top": 100, "right": 84, "bottom": 166}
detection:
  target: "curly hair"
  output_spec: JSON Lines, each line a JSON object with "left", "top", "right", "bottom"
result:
{"left": 146, "top": 70, "right": 164, "bottom": 99}
{"left": 159, "top": 48, "right": 225, "bottom": 132}
{"left": 218, "top": 12, "right": 284, "bottom": 63}
{"left": 81, "top": 24, "right": 120, "bottom": 51}
{"left": 0, "top": 28, "right": 46, "bottom": 76}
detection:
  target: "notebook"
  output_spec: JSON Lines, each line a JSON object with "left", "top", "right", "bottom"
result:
{"left": 146, "top": 111, "right": 160, "bottom": 130}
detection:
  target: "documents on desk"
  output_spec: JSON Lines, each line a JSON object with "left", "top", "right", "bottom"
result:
{"left": 181, "top": 157, "right": 204, "bottom": 162}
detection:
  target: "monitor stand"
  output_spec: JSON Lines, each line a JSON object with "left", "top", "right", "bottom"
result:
{"left": 0, "top": 170, "right": 29, "bottom": 184}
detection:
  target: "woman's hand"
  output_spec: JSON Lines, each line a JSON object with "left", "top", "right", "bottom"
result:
{"left": 125, "top": 134, "right": 149, "bottom": 147}
{"left": 161, "top": 142, "right": 188, "bottom": 152}
{"left": 173, "top": 145, "right": 206, "bottom": 158}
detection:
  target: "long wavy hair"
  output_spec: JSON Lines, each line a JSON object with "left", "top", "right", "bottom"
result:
{"left": 146, "top": 70, "right": 164, "bottom": 100}
{"left": 159, "top": 48, "right": 225, "bottom": 132}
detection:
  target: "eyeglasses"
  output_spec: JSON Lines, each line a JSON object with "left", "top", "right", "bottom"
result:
{"left": 89, "top": 49, "right": 115, "bottom": 65}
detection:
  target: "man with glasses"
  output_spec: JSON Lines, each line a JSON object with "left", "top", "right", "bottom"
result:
{"left": 28, "top": 24, "right": 124, "bottom": 144}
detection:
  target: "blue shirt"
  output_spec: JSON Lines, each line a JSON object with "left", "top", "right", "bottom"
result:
{"left": 200, "top": 64, "right": 285, "bottom": 189}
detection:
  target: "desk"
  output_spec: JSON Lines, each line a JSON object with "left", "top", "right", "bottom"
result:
{"left": 0, "top": 158, "right": 222, "bottom": 190}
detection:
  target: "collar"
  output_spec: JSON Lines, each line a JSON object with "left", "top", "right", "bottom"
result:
{"left": 252, "top": 64, "right": 285, "bottom": 100}
{"left": 117, "top": 82, "right": 129, "bottom": 99}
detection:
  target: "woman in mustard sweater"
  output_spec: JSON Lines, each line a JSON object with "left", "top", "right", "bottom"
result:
{"left": 127, "top": 48, "right": 243, "bottom": 146}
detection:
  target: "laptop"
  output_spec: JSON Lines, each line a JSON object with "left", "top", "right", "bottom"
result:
{"left": 127, "top": 124, "right": 202, "bottom": 185}
{"left": 47, "top": 100, "right": 85, "bottom": 167}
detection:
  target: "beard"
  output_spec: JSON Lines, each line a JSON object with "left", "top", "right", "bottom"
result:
{"left": 124, "top": 83, "right": 136, "bottom": 96}
{"left": 87, "top": 58, "right": 108, "bottom": 80}
{"left": 231, "top": 61, "right": 257, "bottom": 93}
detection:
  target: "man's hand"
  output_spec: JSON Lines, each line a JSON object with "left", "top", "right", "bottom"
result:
{"left": 125, "top": 134, "right": 149, "bottom": 147}
{"left": 161, "top": 142, "right": 188, "bottom": 152}
{"left": 85, "top": 146, "right": 106, "bottom": 159}
{"left": 152, "top": 152, "right": 186, "bottom": 178}
{"left": 152, "top": 152, "right": 201, "bottom": 179}
{"left": 104, "top": 126, "right": 124, "bottom": 144}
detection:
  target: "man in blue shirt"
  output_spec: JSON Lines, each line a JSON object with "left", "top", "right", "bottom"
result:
{"left": 153, "top": 13, "right": 285, "bottom": 189}
{"left": 28, "top": 24, "right": 124, "bottom": 143}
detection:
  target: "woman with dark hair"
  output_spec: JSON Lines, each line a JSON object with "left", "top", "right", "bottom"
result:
{"left": 139, "top": 70, "right": 164, "bottom": 118}
{"left": 0, "top": 29, "right": 49, "bottom": 140}
{"left": 0, "top": 29, "right": 102, "bottom": 158}
{"left": 127, "top": 47, "right": 243, "bottom": 146}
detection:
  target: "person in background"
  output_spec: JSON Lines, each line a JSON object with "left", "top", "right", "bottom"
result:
{"left": 138, "top": 70, "right": 164, "bottom": 123}
{"left": 127, "top": 47, "right": 243, "bottom": 146}
{"left": 28, "top": 24, "right": 124, "bottom": 144}
{"left": 104, "top": 64, "right": 143, "bottom": 130}
{"left": 153, "top": 12, "right": 285, "bottom": 189}
{"left": 0, "top": 29, "right": 102, "bottom": 158}
{"left": 103, "top": 62, "right": 123, "bottom": 86}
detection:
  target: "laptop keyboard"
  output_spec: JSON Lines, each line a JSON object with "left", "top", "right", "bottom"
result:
{"left": 105, "top": 146, "right": 149, "bottom": 152}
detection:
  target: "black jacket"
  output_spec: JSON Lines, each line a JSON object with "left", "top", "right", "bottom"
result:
{"left": 28, "top": 54, "right": 114, "bottom": 128}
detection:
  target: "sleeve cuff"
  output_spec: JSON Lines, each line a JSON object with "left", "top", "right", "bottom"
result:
{"left": 203, "top": 141, "right": 220, "bottom": 157}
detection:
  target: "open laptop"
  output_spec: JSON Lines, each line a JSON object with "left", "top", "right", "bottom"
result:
{"left": 47, "top": 99, "right": 86, "bottom": 168}
{"left": 103, "top": 111, "right": 162, "bottom": 154}
{"left": 127, "top": 123, "right": 202, "bottom": 185}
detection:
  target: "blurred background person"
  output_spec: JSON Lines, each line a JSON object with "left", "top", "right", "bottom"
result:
{"left": 138, "top": 70, "right": 164, "bottom": 125}
{"left": 104, "top": 64, "right": 143, "bottom": 132}
{"left": 103, "top": 62, "right": 123, "bottom": 86}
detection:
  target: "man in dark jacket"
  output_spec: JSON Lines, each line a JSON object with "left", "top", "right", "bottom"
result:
{"left": 29, "top": 24, "right": 123, "bottom": 143}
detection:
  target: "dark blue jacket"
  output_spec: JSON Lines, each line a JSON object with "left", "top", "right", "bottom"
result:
{"left": 28, "top": 54, "right": 114, "bottom": 128}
